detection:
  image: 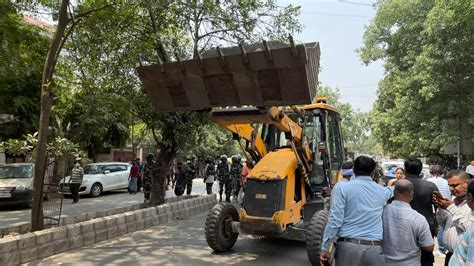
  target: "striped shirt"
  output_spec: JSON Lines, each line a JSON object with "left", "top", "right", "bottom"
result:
{"left": 70, "top": 166, "right": 84, "bottom": 183}
{"left": 427, "top": 176, "right": 451, "bottom": 198}
{"left": 449, "top": 211, "right": 474, "bottom": 266}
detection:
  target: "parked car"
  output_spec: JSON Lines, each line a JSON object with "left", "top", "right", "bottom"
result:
{"left": 61, "top": 162, "right": 131, "bottom": 197}
{"left": 0, "top": 163, "right": 34, "bottom": 207}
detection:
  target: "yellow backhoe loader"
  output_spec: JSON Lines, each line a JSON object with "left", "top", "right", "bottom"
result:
{"left": 136, "top": 39, "right": 345, "bottom": 265}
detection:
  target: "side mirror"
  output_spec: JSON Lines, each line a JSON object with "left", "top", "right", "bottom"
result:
{"left": 103, "top": 170, "right": 111, "bottom": 174}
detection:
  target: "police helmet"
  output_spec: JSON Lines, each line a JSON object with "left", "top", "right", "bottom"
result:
{"left": 219, "top": 155, "right": 227, "bottom": 161}
{"left": 231, "top": 155, "right": 241, "bottom": 163}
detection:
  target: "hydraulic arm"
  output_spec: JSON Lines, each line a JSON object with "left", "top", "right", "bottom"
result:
{"left": 210, "top": 106, "right": 312, "bottom": 187}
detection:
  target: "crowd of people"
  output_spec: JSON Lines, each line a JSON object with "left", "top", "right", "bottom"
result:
{"left": 204, "top": 154, "right": 253, "bottom": 202}
{"left": 320, "top": 156, "right": 474, "bottom": 266}
{"left": 126, "top": 153, "right": 473, "bottom": 265}
{"left": 127, "top": 153, "right": 253, "bottom": 203}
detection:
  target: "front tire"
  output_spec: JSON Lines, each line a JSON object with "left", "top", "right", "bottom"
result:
{"left": 205, "top": 202, "right": 239, "bottom": 252}
{"left": 306, "top": 209, "right": 329, "bottom": 265}
{"left": 90, "top": 183, "right": 102, "bottom": 197}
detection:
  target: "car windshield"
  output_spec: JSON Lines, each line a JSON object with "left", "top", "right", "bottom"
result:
{"left": 0, "top": 165, "right": 33, "bottom": 179}
{"left": 83, "top": 165, "right": 105, "bottom": 175}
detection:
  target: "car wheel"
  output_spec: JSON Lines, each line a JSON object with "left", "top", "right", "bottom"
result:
{"left": 90, "top": 183, "right": 103, "bottom": 197}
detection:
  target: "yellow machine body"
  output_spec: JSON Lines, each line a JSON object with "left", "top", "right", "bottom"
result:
{"left": 136, "top": 40, "right": 345, "bottom": 239}
{"left": 238, "top": 148, "right": 307, "bottom": 235}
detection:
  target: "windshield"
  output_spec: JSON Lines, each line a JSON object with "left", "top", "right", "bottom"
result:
{"left": 83, "top": 165, "right": 105, "bottom": 175}
{"left": 305, "top": 114, "right": 325, "bottom": 185}
{"left": 0, "top": 165, "right": 33, "bottom": 179}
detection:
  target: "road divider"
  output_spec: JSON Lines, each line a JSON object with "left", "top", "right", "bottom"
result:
{"left": 0, "top": 194, "right": 217, "bottom": 265}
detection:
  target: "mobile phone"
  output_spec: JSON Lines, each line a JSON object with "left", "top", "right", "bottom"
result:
{"left": 433, "top": 191, "right": 442, "bottom": 198}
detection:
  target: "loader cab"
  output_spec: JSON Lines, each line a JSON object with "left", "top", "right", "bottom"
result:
{"left": 303, "top": 100, "right": 345, "bottom": 192}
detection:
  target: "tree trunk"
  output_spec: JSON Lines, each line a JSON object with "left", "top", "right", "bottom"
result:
{"left": 31, "top": 0, "right": 70, "bottom": 232}
{"left": 149, "top": 144, "right": 175, "bottom": 206}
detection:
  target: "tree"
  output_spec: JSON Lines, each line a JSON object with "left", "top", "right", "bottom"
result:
{"left": 0, "top": 2, "right": 48, "bottom": 141}
{"left": 56, "top": 1, "right": 302, "bottom": 206}
{"left": 185, "top": 122, "right": 240, "bottom": 160}
{"left": 359, "top": 0, "right": 473, "bottom": 160}
{"left": 15, "top": 0, "right": 114, "bottom": 231}
{"left": 317, "top": 86, "right": 380, "bottom": 155}
{"left": 171, "top": 0, "right": 302, "bottom": 58}
{"left": 54, "top": 90, "right": 130, "bottom": 161}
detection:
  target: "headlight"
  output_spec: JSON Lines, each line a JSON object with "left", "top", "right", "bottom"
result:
{"left": 16, "top": 185, "right": 26, "bottom": 191}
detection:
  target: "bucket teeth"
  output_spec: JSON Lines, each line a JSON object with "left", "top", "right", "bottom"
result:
{"left": 137, "top": 40, "right": 320, "bottom": 112}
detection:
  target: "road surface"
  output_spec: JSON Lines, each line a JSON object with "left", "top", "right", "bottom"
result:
{"left": 30, "top": 211, "right": 310, "bottom": 265}
{"left": 27, "top": 208, "right": 446, "bottom": 266}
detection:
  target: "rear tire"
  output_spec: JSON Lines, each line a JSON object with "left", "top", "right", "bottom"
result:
{"left": 205, "top": 202, "right": 239, "bottom": 252}
{"left": 306, "top": 209, "right": 329, "bottom": 266}
{"left": 90, "top": 183, "right": 102, "bottom": 197}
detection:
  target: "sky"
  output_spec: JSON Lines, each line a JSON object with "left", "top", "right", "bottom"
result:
{"left": 278, "top": 0, "right": 384, "bottom": 112}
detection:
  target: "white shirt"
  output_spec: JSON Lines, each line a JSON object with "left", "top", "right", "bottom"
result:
{"left": 466, "top": 165, "right": 474, "bottom": 175}
{"left": 437, "top": 200, "right": 472, "bottom": 252}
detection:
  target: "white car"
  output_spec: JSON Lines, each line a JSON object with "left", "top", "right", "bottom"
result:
{"left": 0, "top": 163, "right": 34, "bottom": 207}
{"left": 62, "top": 162, "right": 131, "bottom": 197}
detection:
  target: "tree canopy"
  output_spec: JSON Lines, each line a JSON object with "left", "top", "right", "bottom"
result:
{"left": 317, "top": 86, "right": 381, "bottom": 156}
{"left": 0, "top": 2, "right": 48, "bottom": 141}
{"left": 44, "top": 0, "right": 302, "bottom": 205}
{"left": 359, "top": 0, "right": 473, "bottom": 160}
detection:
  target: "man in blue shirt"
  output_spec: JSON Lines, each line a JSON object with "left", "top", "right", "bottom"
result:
{"left": 320, "top": 156, "right": 393, "bottom": 266}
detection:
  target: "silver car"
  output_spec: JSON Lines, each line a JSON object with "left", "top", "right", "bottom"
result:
{"left": 62, "top": 162, "right": 131, "bottom": 197}
{"left": 0, "top": 163, "right": 34, "bottom": 207}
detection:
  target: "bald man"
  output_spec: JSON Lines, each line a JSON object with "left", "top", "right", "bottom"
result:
{"left": 383, "top": 179, "right": 434, "bottom": 265}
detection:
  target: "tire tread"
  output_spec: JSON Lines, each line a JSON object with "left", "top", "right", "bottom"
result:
{"left": 306, "top": 210, "right": 329, "bottom": 266}
{"left": 205, "top": 202, "right": 239, "bottom": 252}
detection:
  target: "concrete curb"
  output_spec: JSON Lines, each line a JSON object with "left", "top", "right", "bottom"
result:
{"left": 0, "top": 195, "right": 217, "bottom": 265}
{"left": 0, "top": 195, "right": 199, "bottom": 238}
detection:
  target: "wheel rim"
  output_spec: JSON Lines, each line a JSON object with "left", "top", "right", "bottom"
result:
{"left": 220, "top": 214, "right": 233, "bottom": 240}
{"left": 92, "top": 185, "right": 101, "bottom": 196}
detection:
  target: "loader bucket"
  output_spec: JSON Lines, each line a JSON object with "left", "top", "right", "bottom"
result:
{"left": 136, "top": 41, "right": 320, "bottom": 112}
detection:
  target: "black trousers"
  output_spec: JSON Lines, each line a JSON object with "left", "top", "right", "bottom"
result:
{"left": 444, "top": 252, "right": 452, "bottom": 266}
{"left": 218, "top": 178, "right": 232, "bottom": 201}
{"left": 185, "top": 178, "right": 193, "bottom": 195}
{"left": 137, "top": 177, "right": 142, "bottom": 191}
{"left": 70, "top": 183, "right": 81, "bottom": 202}
{"left": 233, "top": 179, "right": 241, "bottom": 197}
{"left": 205, "top": 183, "right": 213, "bottom": 195}
{"left": 421, "top": 229, "right": 436, "bottom": 266}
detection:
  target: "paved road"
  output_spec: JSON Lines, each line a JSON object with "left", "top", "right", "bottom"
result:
{"left": 27, "top": 210, "right": 447, "bottom": 266}
{"left": 30, "top": 211, "right": 310, "bottom": 265}
{"left": 0, "top": 179, "right": 215, "bottom": 229}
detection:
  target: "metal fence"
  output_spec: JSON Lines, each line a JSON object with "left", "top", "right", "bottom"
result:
{"left": 42, "top": 184, "right": 64, "bottom": 228}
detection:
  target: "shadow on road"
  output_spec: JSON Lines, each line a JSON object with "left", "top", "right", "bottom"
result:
{"left": 31, "top": 212, "right": 310, "bottom": 265}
